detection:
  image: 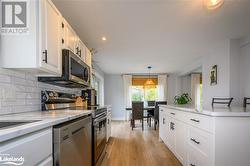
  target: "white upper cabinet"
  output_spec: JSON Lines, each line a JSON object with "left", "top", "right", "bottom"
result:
{"left": 65, "top": 22, "right": 77, "bottom": 53}
{"left": 40, "top": 0, "right": 62, "bottom": 75}
{"left": 0, "top": 0, "right": 62, "bottom": 76}
{"left": 79, "top": 40, "right": 86, "bottom": 62}
{"left": 85, "top": 48, "right": 92, "bottom": 68}
{"left": 63, "top": 20, "right": 87, "bottom": 63}
{"left": 0, "top": 0, "right": 92, "bottom": 76}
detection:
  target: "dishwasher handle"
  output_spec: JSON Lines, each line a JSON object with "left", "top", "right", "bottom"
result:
{"left": 72, "top": 126, "right": 85, "bottom": 135}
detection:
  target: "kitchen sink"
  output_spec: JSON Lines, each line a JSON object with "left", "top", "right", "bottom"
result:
{"left": 0, "top": 120, "right": 41, "bottom": 129}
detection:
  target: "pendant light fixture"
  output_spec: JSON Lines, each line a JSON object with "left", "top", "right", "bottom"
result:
{"left": 204, "top": 0, "right": 224, "bottom": 10}
{"left": 144, "top": 66, "right": 155, "bottom": 88}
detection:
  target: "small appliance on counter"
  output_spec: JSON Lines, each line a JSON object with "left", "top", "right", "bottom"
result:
{"left": 82, "top": 88, "right": 98, "bottom": 107}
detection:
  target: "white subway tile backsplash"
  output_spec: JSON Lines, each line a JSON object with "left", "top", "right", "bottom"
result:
{"left": 0, "top": 106, "right": 12, "bottom": 115}
{"left": 0, "top": 70, "right": 25, "bottom": 79}
{"left": 0, "top": 75, "right": 11, "bottom": 83}
{"left": 25, "top": 73, "right": 37, "bottom": 81}
{"left": 14, "top": 85, "right": 27, "bottom": 92}
{"left": 2, "top": 99, "right": 26, "bottom": 107}
{"left": 26, "top": 99, "right": 40, "bottom": 105}
{"left": 26, "top": 93, "right": 40, "bottom": 99}
{"left": 0, "top": 68, "right": 82, "bottom": 115}
{"left": 12, "top": 77, "right": 28, "bottom": 86}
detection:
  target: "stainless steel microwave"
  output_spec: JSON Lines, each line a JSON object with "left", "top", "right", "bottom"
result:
{"left": 38, "top": 49, "right": 90, "bottom": 88}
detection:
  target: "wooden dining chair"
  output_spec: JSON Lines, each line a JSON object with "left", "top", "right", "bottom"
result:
{"left": 154, "top": 101, "right": 167, "bottom": 130}
{"left": 212, "top": 97, "right": 233, "bottom": 107}
{"left": 146, "top": 101, "right": 155, "bottom": 127}
{"left": 243, "top": 97, "right": 250, "bottom": 107}
{"left": 131, "top": 101, "right": 144, "bottom": 130}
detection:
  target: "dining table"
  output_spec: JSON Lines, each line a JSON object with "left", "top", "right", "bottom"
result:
{"left": 125, "top": 106, "right": 155, "bottom": 111}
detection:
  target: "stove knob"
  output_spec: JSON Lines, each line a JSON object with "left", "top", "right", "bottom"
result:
{"left": 53, "top": 92, "right": 58, "bottom": 98}
{"left": 49, "top": 92, "right": 54, "bottom": 97}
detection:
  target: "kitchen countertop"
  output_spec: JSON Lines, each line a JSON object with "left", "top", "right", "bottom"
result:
{"left": 0, "top": 109, "right": 93, "bottom": 143}
{"left": 160, "top": 104, "right": 250, "bottom": 117}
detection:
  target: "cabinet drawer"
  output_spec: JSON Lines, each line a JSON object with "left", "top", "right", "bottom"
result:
{"left": 187, "top": 145, "right": 211, "bottom": 166}
{"left": 0, "top": 128, "right": 52, "bottom": 166}
{"left": 188, "top": 127, "right": 213, "bottom": 157}
{"left": 165, "top": 108, "right": 188, "bottom": 122}
{"left": 186, "top": 113, "right": 213, "bottom": 133}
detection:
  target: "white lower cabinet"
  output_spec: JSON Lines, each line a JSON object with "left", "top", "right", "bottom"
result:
{"left": 166, "top": 116, "right": 175, "bottom": 152}
{"left": 107, "top": 108, "right": 112, "bottom": 142}
{"left": 159, "top": 109, "right": 167, "bottom": 143}
{"left": 174, "top": 119, "right": 187, "bottom": 165}
{"left": 0, "top": 128, "right": 52, "bottom": 166}
{"left": 159, "top": 106, "right": 250, "bottom": 166}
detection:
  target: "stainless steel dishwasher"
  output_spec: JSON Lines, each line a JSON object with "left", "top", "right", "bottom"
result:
{"left": 53, "top": 115, "right": 92, "bottom": 166}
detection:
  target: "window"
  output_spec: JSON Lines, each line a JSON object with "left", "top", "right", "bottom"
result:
{"left": 131, "top": 86, "right": 144, "bottom": 101}
{"left": 145, "top": 87, "right": 158, "bottom": 101}
{"left": 131, "top": 77, "right": 158, "bottom": 101}
{"left": 92, "top": 73, "right": 104, "bottom": 105}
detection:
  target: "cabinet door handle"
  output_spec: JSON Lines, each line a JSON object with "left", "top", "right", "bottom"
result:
{"left": 190, "top": 164, "right": 195, "bottom": 166}
{"left": 160, "top": 109, "right": 163, "bottom": 112}
{"left": 170, "top": 122, "right": 175, "bottom": 130}
{"left": 170, "top": 112, "right": 175, "bottom": 115}
{"left": 62, "top": 22, "right": 64, "bottom": 28}
{"left": 79, "top": 49, "right": 81, "bottom": 57}
{"left": 163, "top": 118, "right": 165, "bottom": 124}
{"left": 190, "top": 118, "right": 200, "bottom": 123}
{"left": 62, "top": 38, "right": 64, "bottom": 44}
{"left": 190, "top": 138, "right": 200, "bottom": 144}
{"left": 76, "top": 47, "right": 79, "bottom": 53}
{"left": 42, "top": 50, "right": 48, "bottom": 63}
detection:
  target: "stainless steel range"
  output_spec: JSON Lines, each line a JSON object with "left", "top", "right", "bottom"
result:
{"left": 41, "top": 90, "right": 107, "bottom": 166}
{"left": 92, "top": 107, "right": 107, "bottom": 166}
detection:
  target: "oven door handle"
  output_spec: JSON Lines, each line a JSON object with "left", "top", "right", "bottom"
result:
{"left": 94, "top": 117, "right": 107, "bottom": 126}
{"left": 94, "top": 116, "right": 107, "bottom": 123}
{"left": 95, "top": 112, "right": 107, "bottom": 119}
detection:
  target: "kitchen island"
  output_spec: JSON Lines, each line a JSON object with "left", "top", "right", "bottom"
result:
{"left": 159, "top": 105, "right": 250, "bottom": 166}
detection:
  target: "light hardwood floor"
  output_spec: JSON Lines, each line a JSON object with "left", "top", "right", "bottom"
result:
{"left": 102, "top": 121, "right": 181, "bottom": 166}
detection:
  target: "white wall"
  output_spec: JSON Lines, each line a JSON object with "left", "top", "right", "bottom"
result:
{"left": 240, "top": 40, "right": 250, "bottom": 98}
{"left": 167, "top": 74, "right": 191, "bottom": 104}
{"left": 167, "top": 74, "right": 180, "bottom": 104}
{"left": 180, "top": 75, "right": 191, "bottom": 95}
{"left": 104, "top": 74, "right": 125, "bottom": 120}
{"left": 202, "top": 40, "right": 231, "bottom": 107}
{"left": 229, "top": 39, "right": 241, "bottom": 105}
{"left": 202, "top": 38, "right": 250, "bottom": 107}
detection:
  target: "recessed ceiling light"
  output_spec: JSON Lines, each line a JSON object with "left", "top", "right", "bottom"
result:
{"left": 102, "top": 37, "right": 107, "bottom": 41}
{"left": 204, "top": 0, "right": 224, "bottom": 10}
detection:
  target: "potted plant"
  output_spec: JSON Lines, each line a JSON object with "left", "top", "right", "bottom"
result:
{"left": 174, "top": 93, "right": 192, "bottom": 105}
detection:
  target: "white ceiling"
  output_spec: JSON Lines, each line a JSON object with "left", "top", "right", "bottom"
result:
{"left": 53, "top": 0, "right": 250, "bottom": 74}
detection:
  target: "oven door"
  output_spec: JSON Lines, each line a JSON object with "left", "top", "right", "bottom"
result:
{"left": 93, "top": 114, "right": 107, "bottom": 164}
{"left": 69, "top": 51, "right": 90, "bottom": 86}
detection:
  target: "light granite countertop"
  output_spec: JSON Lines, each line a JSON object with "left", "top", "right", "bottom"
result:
{"left": 0, "top": 109, "right": 93, "bottom": 143}
{"left": 160, "top": 104, "right": 250, "bottom": 117}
